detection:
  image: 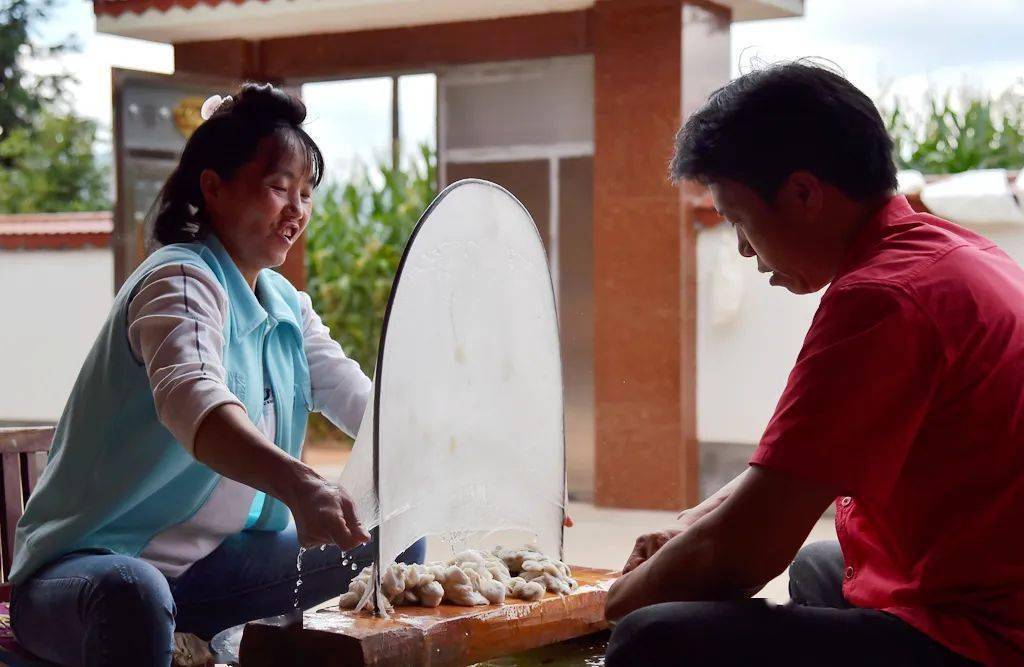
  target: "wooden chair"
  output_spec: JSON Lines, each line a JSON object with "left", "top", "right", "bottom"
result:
{"left": 0, "top": 427, "right": 54, "bottom": 603}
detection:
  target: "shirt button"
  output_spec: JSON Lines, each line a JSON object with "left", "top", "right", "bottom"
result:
{"left": 841, "top": 496, "right": 853, "bottom": 507}
{"left": 845, "top": 566, "right": 855, "bottom": 580}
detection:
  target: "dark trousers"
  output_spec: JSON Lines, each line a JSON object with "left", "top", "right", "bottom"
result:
{"left": 606, "top": 540, "right": 977, "bottom": 666}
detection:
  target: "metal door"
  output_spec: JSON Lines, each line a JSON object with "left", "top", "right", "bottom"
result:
{"left": 111, "top": 69, "right": 240, "bottom": 290}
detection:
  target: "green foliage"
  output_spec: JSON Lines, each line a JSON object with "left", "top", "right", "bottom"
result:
{"left": 306, "top": 143, "right": 437, "bottom": 385}
{"left": 882, "top": 85, "right": 1024, "bottom": 174}
{"left": 0, "top": 108, "right": 109, "bottom": 212}
{"left": 0, "top": 0, "right": 77, "bottom": 148}
{"left": 0, "top": 0, "right": 109, "bottom": 212}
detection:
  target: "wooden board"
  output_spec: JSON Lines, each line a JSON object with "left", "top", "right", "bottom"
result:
{"left": 239, "top": 566, "right": 617, "bottom": 666}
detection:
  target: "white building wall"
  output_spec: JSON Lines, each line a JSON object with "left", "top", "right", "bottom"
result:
{"left": 697, "top": 221, "right": 1024, "bottom": 447}
{"left": 1, "top": 249, "right": 114, "bottom": 423}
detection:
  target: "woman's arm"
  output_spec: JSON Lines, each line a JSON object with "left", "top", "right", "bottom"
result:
{"left": 298, "top": 292, "right": 372, "bottom": 438}
{"left": 127, "top": 265, "right": 368, "bottom": 549}
{"left": 194, "top": 403, "right": 369, "bottom": 549}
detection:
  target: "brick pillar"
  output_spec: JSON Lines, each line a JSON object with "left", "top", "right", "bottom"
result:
{"left": 593, "top": 0, "right": 728, "bottom": 509}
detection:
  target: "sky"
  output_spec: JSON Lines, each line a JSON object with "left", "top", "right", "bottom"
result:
{"left": 730, "top": 0, "right": 1024, "bottom": 102}
{"left": 35, "top": 0, "right": 1024, "bottom": 172}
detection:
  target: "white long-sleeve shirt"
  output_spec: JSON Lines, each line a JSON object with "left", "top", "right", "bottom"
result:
{"left": 126, "top": 263, "right": 370, "bottom": 576}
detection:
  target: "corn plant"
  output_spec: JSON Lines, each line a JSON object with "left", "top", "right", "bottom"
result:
{"left": 304, "top": 144, "right": 437, "bottom": 442}
{"left": 882, "top": 85, "right": 1024, "bottom": 174}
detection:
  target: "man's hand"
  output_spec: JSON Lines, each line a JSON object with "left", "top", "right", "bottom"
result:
{"left": 286, "top": 471, "right": 370, "bottom": 550}
{"left": 605, "top": 466, "right": 835, "bottom": 622}
{"left": 622, "top": 527, "right": 681, "bottom": 574}
{"left": 621, "top": 504, "right": 715, "bottom": 573}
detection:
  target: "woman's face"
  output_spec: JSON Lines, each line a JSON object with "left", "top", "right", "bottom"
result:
{"left": 201, "top": 135, "right": 314, "bottom": 286}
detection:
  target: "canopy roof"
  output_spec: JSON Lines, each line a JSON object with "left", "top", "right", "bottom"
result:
{"left": 94, "top": 0, "right": 802, "bottom": 43}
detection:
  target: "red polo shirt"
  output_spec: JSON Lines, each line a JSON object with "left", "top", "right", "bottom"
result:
{"left": 752, "top": 196, "right": 1024, "bottom": 665}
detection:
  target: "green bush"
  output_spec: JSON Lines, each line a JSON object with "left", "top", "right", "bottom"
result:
{"left": 0, "top": 108, "right": 110, "bottom": 213}
{"left": 304, "top": 145, "right": 437, "bottom": 443}
{"left": 882, "top": 85, "right": 1024, "bottom": 174}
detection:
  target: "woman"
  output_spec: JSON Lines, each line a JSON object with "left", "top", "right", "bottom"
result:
{"left": 9, "top": 83, "right": 423, "bottom": 666}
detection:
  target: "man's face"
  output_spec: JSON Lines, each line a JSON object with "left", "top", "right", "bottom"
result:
{"left": 708, "top": 177, "right": 829, "bottom": 295}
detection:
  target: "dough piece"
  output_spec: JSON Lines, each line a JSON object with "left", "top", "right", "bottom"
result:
{"left": 438, "top": 564, "right": 490, "bottom": 606}
{"left": 492, "top": 545, "right": 545, "bottom": 575}
{"left": 338, "top": 547, "right": 575, "bottom": 611}
{"left": 465, "top": 567, "right": 507, "bottom": 604}
{"left": 483, "top": 553, "right": 513, "bottom": 584}
{"left": 403, "top": 563, "right": 435, "bottom": 590}
{"left": 450, "top": 550, "right": 511, "bottom": 582}
{"left": 418, "top": 580, "right": 445, "bottom": 607}
{"left": 507, "top": 576, "right": 545, "bottom": 602}
{"left": 338, "top": 567, "right": 373, "bottom": 609}
{"left": 496, "top": 545, "right": 578, "bottom": 596}
{"left": 382, "top": 562, "right": 409, "bottom": 604}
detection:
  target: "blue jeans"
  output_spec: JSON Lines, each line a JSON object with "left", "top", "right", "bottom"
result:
{"left": 10, "top": 528, "right": 426, "bottom": 666}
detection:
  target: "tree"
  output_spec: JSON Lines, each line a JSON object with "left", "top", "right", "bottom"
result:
{"left": 0, "top": 0, "right": 76, "bottom": 147}
{"left": 0, "top": 108, "right": 109, "bottom": 212}
{"left": 0, "top": 0, "right": 110, "bottom": 212}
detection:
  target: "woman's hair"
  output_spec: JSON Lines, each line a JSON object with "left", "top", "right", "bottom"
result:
{"left": 151, "top": 82, "right": 325, "bottom": 246}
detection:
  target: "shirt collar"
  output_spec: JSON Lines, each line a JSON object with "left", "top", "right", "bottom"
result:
{"left": 202, "top": 234, "right": 300, "bottom": 337}
{"left": 834, "top": 195, "right": 917, "bottom": 279}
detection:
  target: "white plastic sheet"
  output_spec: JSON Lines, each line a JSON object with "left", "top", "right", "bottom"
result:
{"left": 338, "top": 179, "right": 565, "bottom": 612}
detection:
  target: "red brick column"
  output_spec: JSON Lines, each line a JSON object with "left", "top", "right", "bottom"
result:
{"left": 593, "top": 0, "right": 728, "bottom": 509}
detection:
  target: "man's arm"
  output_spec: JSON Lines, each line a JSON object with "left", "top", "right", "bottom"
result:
{"left": 605, "top": 465, "right": 834, "bottom": 621}
{"left": 622, "top": 468, "right": 751, "bottom": 575}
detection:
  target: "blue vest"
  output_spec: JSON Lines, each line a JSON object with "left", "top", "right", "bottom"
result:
{"left": 10, "top": 235, "right": 311, "bottom": 585}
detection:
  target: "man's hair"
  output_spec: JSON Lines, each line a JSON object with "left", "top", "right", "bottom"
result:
{"left": 669, "top": 61, "right": 897, "bottom": 201}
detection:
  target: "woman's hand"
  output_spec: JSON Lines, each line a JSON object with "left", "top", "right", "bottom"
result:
{"left": 194, "top": 404, "right": 371, "bottom": 551}
{"left": 285, "top": 470, "right": 370, "bottom": 550}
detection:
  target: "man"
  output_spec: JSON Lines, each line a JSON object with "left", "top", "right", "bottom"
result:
{"left": 605, "top": 62, "right": 1023, "bottom": 666}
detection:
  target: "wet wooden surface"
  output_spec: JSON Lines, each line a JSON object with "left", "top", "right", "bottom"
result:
{"left": 239, "top": 566, "right": 617, "bottom": 666}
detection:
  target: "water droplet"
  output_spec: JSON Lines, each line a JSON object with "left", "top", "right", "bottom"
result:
{"left": 320, "top": 545, "right": 326, "bottom": 551}
{"left": 293, "top": 547, "right": 307, "bottom": 611}
{"left": 351, "top": 562, "right": 358, "bottom": 571}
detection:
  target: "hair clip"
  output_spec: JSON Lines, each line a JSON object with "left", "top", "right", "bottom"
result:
{"left": 200, "top": 94, "right": 233, "bottom": 121}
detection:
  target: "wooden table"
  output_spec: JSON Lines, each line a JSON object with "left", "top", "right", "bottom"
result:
{"left": 240, "top": 566, "right": 617, "bottom": 666}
